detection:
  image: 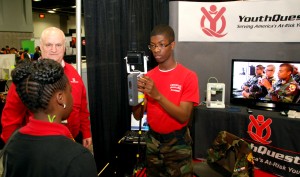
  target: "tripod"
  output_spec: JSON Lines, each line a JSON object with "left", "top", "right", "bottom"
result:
{"left": 132, "top": 112, "right": 146, "bottom": 177}
{"left": 124, "top": 51, "right": 148, "bottom": 177}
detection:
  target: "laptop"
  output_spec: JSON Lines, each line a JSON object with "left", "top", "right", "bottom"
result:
{"left": 122, "top": 113, "right": 149, "bottom": 144}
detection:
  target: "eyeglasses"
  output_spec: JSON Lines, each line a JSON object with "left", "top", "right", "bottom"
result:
{"left": 148, "top": 41, "right": 173, "bottom": 51}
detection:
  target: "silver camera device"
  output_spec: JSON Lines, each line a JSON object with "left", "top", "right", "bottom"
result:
{"left": 125, "top": 51, "right": 148, "bottom": 106}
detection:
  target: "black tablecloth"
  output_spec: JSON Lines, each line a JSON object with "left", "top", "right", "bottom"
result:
{"left": 191, "top": 105, "right": 300, "bottom": 177}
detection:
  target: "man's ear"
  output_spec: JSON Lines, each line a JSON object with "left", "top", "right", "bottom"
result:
{"left": 171, "top": 41, "right": 175, "bottom": 50}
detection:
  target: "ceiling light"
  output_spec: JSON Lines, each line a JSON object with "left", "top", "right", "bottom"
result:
{"left": 33, "top": 0, "right": 41, "bottom": 1}
{"left": 39, "top": 13, "right": 45, "bottom": 18}
{"left": 47, "top": 10, "right": 56, "bottom": 13}
{"left": 72, "top": 6, "right": 76, "bottom": 8}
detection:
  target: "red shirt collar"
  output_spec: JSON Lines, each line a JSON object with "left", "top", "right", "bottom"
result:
{"left": 19, "top": 118, "right": 74, "bottom": 140}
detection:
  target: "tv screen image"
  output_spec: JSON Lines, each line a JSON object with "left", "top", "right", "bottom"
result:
{"left": 230, "top": 59, "right": 300, "bottom": 111}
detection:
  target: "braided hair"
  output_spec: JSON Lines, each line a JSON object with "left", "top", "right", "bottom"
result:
{"left": 11, "top": 59, "right": 69, "bottom": 113}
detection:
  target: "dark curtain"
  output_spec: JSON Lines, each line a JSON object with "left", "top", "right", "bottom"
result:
{"left": 83, "top": 0, "right": 169, "bottom": 173}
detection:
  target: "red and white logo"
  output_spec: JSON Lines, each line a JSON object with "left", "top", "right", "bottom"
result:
{"left": 200, "top": 5, "right": 227, "bottom": 38}
{"left": 170, "top": 84, "right": 182, "bottom": 93}
{"left": 248, "top": 115, "right": 272, "bottom": 145}
{"left": 70, "top": 78, "right": 79, "bottom": 84}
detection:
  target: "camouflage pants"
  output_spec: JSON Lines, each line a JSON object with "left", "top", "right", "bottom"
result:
{"left": 145, "top": 127, "right": 193, "bottom": 177}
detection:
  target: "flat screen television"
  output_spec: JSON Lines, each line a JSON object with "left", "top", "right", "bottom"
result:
{"left": 230, "top": 59, "right": 300, "bottom": 111}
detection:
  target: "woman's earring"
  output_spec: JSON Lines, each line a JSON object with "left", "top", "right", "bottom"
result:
{"left": 63, "top": 103, "right": 66, "bottom": 109}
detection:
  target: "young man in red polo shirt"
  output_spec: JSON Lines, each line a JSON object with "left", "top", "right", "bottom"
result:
{"left": 133, "top": 24, "right": 199, "bottom": 177}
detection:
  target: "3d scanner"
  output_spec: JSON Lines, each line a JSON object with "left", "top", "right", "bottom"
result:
{"left": 206, "top": 78, "right": 225, "bottom": 108}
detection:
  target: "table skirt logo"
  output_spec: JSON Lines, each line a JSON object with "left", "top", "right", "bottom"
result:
{"left": 200, "top": 5, "right": 227, "bottom": 38}
{"left": 248, "top": 115, "right": 272, "bottom": 145}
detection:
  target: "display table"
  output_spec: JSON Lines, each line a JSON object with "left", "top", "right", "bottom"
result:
{"left": 191, "top": 105, "right": 300, "bottom": 177}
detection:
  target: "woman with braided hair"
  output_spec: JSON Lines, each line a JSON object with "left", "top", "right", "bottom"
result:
{"left": 2, "top": 59, "right": 97, "bottom": 177}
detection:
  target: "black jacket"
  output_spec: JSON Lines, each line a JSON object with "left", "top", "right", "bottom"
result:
{"left": 3, "top": 133, "right": 97, "bottom": 177}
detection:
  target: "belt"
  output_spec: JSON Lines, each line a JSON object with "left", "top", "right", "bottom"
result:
{"left": 148, "top": 126, "right": 187, "bottom": 142}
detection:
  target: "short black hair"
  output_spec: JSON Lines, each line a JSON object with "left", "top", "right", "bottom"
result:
{"left": 280, "top": 63, "right": 293, "bottom": 73}
{"left": 256, "top": 65, "right": 264, "bottom": 70}
{"left": 150, "top": 24, "right": 175, "bottom": 43}
{"left": 11, "top": 59, "right": 68, "bottom": 113}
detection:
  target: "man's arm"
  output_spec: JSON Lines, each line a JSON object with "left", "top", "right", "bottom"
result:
{"left": 132, "top": 99, "right": 147, "bottom": 120}
{"left": 79, "top": 80, "right": 92, "bottom": 148}
{"left": 64, "top": 63, "right": 92, "bottom": 148}
{"left": 140, "top": 75, "right": 198, "bottom": 124}
{"left": 150, "top": 93, "right": 194, "bottom": 123}
{"left": 1, "top": 83, "right": 27, "bottom": 142}
{"left": 79, "top": 83, "right": 91, "bottom": 138}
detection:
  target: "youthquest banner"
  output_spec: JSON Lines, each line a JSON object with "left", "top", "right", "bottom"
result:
{"left": 178, "top": 0, "right": 300, "bottom": 42}
{"left": 247, "top": 114, "right": 300, "bottom": 177}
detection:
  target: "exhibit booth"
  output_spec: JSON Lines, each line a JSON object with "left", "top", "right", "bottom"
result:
{"left": 169, "top": 1, "right": 300, "bottom": 176}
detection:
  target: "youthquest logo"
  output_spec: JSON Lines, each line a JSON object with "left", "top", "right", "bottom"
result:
{"left": 200, "top": 5, "right": 227, "bottom": 38}
{"left": 248, "top": 115, "right": 272, "bottom": 145}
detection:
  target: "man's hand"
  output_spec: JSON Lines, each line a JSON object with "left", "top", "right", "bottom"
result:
{"left": 138, "top": 75, "right": 161, "bottom": 101}
{"left": 242, "top": 85, "right": 249, "bottom": 91}
{"left": 82, "top": 137, "right": 92, "bottom": 149}
{"left": 260, "top": 78, "right": 272, "bottom": 90}
{"left": 242, "top": 90, "right": 250, "bottom": 98}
